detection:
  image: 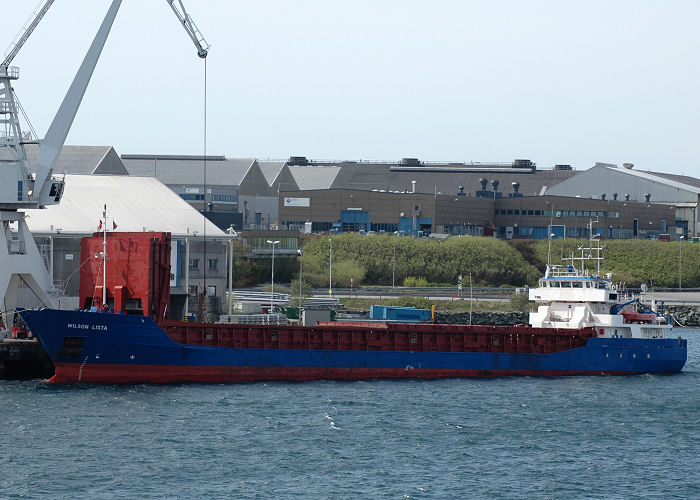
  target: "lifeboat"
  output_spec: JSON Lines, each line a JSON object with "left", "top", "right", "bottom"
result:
{"left": 621, "top": 310, "right": 656, "bottom": 324}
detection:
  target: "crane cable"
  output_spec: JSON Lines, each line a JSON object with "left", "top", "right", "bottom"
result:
{"left": 202, "top": 56, "right": 207, "bottom": 321}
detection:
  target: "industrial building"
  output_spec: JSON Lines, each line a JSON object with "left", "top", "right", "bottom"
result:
{"left": 545, "top": 162, "right": 700, "bottom": 237}
{"left": 121, "top": 154, "right": 275, "bottom": 231}
{"left": 276, "top": 158, "right": 688, "bottom": 239}
{"left": 16, "top": 144, "right": 700, "bottom": 242}
{"left": 278, "top": 190, "right": 676, "bottom": 240}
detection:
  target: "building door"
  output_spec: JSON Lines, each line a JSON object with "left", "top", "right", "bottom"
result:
{"left": 340, "top": 210, "right": 369, "bottom": 232}
{"left": 549, "top": 224, "right": 565, "bottom": 239}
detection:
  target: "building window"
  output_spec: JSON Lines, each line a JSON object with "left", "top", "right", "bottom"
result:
{"left": 207, "top": 285, "right": 216, "bottom": 296}
{"left": 188, "top": 285, "right": 198, "bottom": 296}
{"left": 212, "top": 194, "right": 237, "bottom": 202}
{"left": 609, "top": 211, "right": 619, "bottom": 218}
{"left": 17, "top": 181, "right": 23, "bottom": 201}
{"left": 189, "top": 258, "right": 199, "bottom": 270}
{"left": 180, "top": 193, "right": 205, "bottom": 201}
{"left": 208, "top": 259, "right": 218, "bottom": 270}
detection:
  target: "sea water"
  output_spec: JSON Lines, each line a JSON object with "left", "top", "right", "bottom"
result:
{"left": 2, "top": 329, "right": 699, "bottom": 499}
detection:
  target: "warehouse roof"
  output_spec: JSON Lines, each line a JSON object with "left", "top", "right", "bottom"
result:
{"left": 546, "top": 164, "right": 700, "bottom": 202}
{"left": 122, "top": 154, "right": 256, "bottom": 186}
{"left": 329, "top": 162, "right": 577, "bottom": 197}
{"left": 647, "top": 171, "right": 700, "bottom": 190}
{"left": 258, "top": 161, "right": 287, "bottom": 186}
{"left": 24, "top": 174, "right": 225, "bottom": 237}
{"left": 288, "top": 165, "right": 341, "bottom": 190}
{"left": 0, "top": 145, "right": 127, "bottom": 175}
{"left": 613, "top": 167, "right": 700, "bottom": 193}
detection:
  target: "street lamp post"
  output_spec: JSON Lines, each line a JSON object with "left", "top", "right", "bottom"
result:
{"left": 469, "top": 273, "right": 473, "bottom": 325}
{"left": 329, "top": 238, "right": 333, "bottom": 294}
{"left": 297, "top": 249, "right": 303, "bottom": 321}
{"left": 226, "top": 225, "right": 238, "bottom": 316}
{"left": 679, "top": 235, "right": 684, "bottom": 290}
{"left": 267, "top": 239, "right": 279, "bottom": 313}
{"left": 392, "top": 232, "right": 398, "bottom": 288}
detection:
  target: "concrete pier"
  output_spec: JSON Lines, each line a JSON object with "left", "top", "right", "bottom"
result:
{"left": 0, "top": 339, "right": 54, "bottom": 380}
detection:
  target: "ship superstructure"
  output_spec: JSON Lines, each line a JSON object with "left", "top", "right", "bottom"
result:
{"left": 529, "top": 232, "right": 671, "bottom": 340}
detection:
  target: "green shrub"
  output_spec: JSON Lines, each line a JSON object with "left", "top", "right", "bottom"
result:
{"left": 403, "top": 276, "right": 429, "bottom": 287}
{"left": 299, "top": 234, "right": 540, "bottom": 287}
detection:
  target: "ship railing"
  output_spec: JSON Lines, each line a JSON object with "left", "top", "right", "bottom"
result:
{"left": 217, "top": 313, "right": 287, "bottom": 325}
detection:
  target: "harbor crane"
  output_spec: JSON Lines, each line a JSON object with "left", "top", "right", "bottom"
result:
{"left": 1, "top": 0, "right": 209, "bottom": 332}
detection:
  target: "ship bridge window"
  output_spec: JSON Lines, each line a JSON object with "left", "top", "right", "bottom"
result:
{"left": 572, "top": 282, "right": 583, "bottom": 288}
{"left": 561, "top": 282, "right": 572, "bottom": 288}
{"left": 551, "top": 281, "right": 560, "bottom": 287}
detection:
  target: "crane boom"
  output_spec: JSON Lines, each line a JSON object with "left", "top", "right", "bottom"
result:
{"left": 166, "top": 0, "right": 209, "bottom": 58}
{"left": 1, "top": 0, "right": 56, "bottom": 68}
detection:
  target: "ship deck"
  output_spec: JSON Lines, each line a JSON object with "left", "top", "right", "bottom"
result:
{"left": 161, "top": 320, "right": 595, "bottom": 355}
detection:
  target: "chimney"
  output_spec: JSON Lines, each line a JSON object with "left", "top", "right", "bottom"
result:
{"left": 512, "top": 181, "right": 520, "bottom": 193}
{"left": 601, "top": 194, "right": 606, "bottom": 201}
{"left": 479, "top": 178, "right": 488, "bottom": 190}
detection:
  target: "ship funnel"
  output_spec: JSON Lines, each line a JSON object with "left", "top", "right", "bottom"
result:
{"left": 479, "top": 178, "right": 488, "bottom": 190}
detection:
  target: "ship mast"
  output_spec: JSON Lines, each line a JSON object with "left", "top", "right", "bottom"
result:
{"left": 102, "top": 204, "right": 107, "bottom": 307}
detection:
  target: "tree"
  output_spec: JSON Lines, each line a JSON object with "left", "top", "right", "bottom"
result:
{"left": 289, "top": 278, "right": 313, "bottom": 309}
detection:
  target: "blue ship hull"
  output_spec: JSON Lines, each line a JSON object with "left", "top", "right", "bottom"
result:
{"left": 19, "top": 309, "right": 688, "bottom": 383}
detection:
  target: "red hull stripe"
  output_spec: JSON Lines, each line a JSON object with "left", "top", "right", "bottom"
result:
{"left": 51, "top": 362, "right": 635, "bottom": 384}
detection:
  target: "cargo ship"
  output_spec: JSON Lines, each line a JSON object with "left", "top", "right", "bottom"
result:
{"left": 18, "top": 232, "right": 687, "bottom": 383}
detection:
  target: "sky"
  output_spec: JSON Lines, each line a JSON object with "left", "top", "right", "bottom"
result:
{"left": 4, "top": 0, "right": 700, "bottom": 177}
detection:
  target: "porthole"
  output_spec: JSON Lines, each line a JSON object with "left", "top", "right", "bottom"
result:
{"left": 605, "top": 353, "right": 609, "bottom": 358}
{"left": 632, "top": 353, "right": 637, "bottom": 358}
{"left": 647, "top": 353, "right": 651, "bottom": 359}
{"left": 618, "top": 353, "right": 623, "bottom": 358}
